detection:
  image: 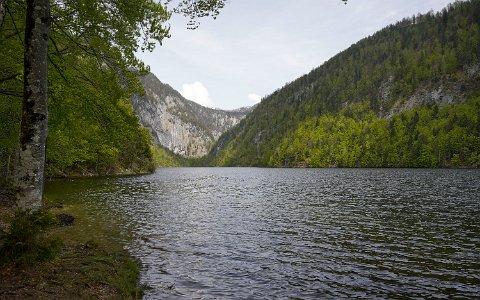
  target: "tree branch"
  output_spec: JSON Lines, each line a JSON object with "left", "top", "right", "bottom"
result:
{"left": 0, "top": 0, "right": 7, "bottom": 30}
{"left": 49, "top": 35, "right": 70, "bottom": 56}
{"left": 6, "top": 5, "right": 23, "bottom": 45}
{"left": 0, "top": 72, "right": 20, "bottom": 83}
{"left": 0, "top": 89, "right": 22, "bottom": 97}
{"left": 1, "top": 30, "right": 22, "bottom": 42}
{"left": 48, "top": 55, "right": 69, "bottom": 83}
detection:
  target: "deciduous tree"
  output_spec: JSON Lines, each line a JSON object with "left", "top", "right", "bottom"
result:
{"left": 13, "top": 0, "right": 227, "bottom": 210}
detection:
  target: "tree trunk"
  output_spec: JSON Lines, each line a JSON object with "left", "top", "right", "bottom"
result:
{"left": 14, "top": 0, "right": 49, "bottom": 210}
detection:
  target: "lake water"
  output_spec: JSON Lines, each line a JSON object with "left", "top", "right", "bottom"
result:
{"left": 46, "top": 168, "right": 480, "bottom": 299}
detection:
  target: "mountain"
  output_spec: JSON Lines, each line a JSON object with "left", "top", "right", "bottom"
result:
{"left": 209, "top": 0, "right": 480, "bottom": 167}
{"left": 131, "top": 73, "right": 251, "bottom": 157}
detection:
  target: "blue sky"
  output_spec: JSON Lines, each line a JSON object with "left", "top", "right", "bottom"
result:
{"left": 137, "top": 0, "right": 455, "bottom": 110}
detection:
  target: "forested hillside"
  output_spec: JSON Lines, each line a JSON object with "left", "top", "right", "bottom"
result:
{"left": 0, "top": 0, "right": 156, "bottom": 179}
{"left": 271, "top": 98, "right": 480, "bottom": 168}
{"left": 210, "top": 0, "right": 480, "bottom": 167}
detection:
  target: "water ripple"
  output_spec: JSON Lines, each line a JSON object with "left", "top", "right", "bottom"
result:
{"left": 47, "top": 168, "right": 480, "bottom": 299}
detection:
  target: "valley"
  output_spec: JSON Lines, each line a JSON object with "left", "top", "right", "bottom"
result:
{"left": 1, "top": 1, "right": 480, "bottom": 299}
{"left": 132, "top": 73, "right": 251, "bottom": 158}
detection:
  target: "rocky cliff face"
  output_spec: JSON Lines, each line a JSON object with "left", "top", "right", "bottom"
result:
{"left": 131, "top": 73, "right": 251, "bottom": 157}
{"left": 378, "top": 63, "right": 480, "bottom": 118}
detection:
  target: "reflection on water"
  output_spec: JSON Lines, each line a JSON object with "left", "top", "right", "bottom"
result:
{"left": 46, "top": 168, "right": 480, "bottom": 299}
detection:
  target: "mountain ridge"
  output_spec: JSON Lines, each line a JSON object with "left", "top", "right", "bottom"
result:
{"left": 131, "top": 73, "right": 252, "bottom": 157}
{"left": 208, "top": 0, "right": 480, "bottom": 167}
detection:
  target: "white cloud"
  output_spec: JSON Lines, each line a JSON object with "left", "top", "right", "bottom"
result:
{"left": 247, "top": 93, "right": 261, "bottom": 104}
{"left": 180, "top": 81, "right": 213, "bottom": 108}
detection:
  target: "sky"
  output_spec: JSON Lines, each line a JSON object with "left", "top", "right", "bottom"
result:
{"left": 137, "top": 0, "right": 455, "bottom": 110}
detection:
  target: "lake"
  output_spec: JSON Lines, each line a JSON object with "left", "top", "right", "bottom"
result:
{"left": 45, "top": 168, "right": 480, "bottom": 299}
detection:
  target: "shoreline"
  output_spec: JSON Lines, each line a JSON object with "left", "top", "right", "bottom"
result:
{"left": 0, "top": 192, "right": 143, "bottom": 299}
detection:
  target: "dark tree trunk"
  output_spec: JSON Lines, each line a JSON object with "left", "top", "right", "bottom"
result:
{"left": 14, "top": 0, "right": 49, "bottom": 210}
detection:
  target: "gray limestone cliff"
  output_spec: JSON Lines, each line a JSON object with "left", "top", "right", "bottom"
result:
{"left": 131, "top": 73, "right": 251, "bottom": 157}
{"left": 378, "top": 63, "right": 480, "bottom": 118}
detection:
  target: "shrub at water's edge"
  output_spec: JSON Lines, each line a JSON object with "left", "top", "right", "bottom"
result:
{"left": 0, "top": 210, "right": 61, "bottom": 266}
{"left": 151, "top": 144, "right": 182, "bottom": 167}
{"left": 0, "top": 199, "right": 143, "bottom": 299}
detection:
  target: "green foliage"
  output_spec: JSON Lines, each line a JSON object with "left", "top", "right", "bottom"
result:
{"left": 270, "top": 97, "right": 480, "bottom": 168}
{"left": 46, "top": 61, "right": 156, "bottom": 176}
{"left": 172, "top": 0, "right": 227, "bottom": 29}
{"left": 0, "top": 210, "right": 62, "bottom": 265}
{"left": 0, "top": 0, "right": 24, "bottom": 179}
{"left": 0, "top": 1, "right": 156, "bottom": 178}
{"left": 108, "top": 253, "right": 145, "bottom": 298}
{"left": 49, "top": 0, "right": 171, "bottom": 69}
{"left": 151, "top": 144, "right": 182, "bottom": 167}
{"left": 1, "top": 0, "right": 229, "bottom": 179}
{"left": 211, "top": 0, "right": 480, "bottom": 167}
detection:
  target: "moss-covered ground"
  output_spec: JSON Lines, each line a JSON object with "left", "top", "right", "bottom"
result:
{"left": 0, "top": 190, "right": 143, "bottom": 299}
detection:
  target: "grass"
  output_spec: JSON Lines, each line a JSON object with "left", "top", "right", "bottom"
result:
{"left": 0, "top": 209, "right": 61, "bottom": 266}
{"left": 0, "top": 193, "right": 144, "bottom": 299}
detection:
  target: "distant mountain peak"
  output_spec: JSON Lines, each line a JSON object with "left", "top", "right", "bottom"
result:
{"left": 131, "top": 73, "right": 251, "bottom": 157}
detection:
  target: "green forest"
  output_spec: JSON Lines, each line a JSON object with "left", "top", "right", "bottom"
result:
{"left": 270, "top": 98, "right": 480, "bottom": 168}
{"left": 0, "top": 0, "right": 166, "bottom": 179}
{"left": 1, "top": 0, "right": 479, "bottom": 297}
{"left": 2, "top": 0, "right": 480, "bottom": 180}
{"left": 209, "top": 0, "right": 480, "bottom": 167}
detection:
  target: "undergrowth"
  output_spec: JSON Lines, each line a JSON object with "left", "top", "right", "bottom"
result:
{"left": 0, "top": 209, "right": 62, "bottom": 266}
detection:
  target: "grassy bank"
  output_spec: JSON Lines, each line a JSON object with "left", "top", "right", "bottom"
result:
{"left": 0, "top": 192, "right": 143, "bottom": 299}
